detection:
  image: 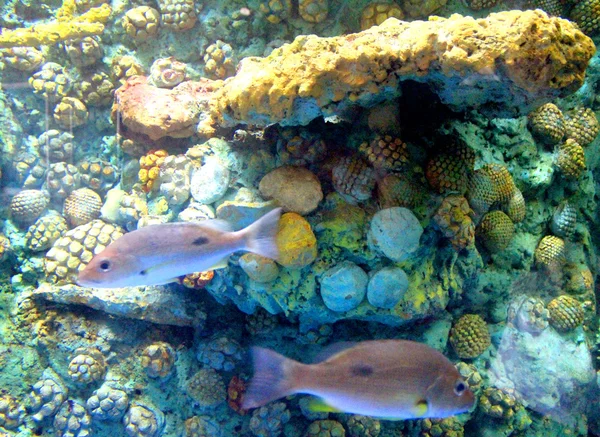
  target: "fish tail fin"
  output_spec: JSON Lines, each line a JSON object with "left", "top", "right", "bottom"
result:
{"left": 242, "top": 207, "right": 282, "bottom": 260}
{"left": 242, "top": 346, "right": 299, "bottom": 409}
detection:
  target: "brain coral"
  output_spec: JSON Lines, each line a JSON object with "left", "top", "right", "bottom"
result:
{"left": 198, "top": 10, "right": 594, "bottom": 135}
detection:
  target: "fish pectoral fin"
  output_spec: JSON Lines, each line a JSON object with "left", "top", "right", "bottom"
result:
{"left": 307, "top": 397, "right": 341, "bottom": 413}
{"left": 413, "top": 399, "right": 428, "bottom": 418}
{"left": 207, "top": 256, "right": 230, "bottom": 271}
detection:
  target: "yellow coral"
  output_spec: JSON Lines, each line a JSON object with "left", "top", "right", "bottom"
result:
{"left": 276, "top": 212, "right": 318, "bottom": 269}
{"left": 199, "top": 10, "right": 594, "bottom": 136}
{"left": 0, "top": 0, "right": 111, "bottom": 48}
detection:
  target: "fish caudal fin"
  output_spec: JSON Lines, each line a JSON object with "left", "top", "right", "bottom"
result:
{"left": 242, "top": 208, "right": 282, "bottom": 260}
{"left": 242, "top": 346, "right": 298, "bottom": 409}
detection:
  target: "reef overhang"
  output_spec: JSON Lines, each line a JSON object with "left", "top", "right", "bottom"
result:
{"left": 197, "top": 9, "right": 595, "bottom": 135}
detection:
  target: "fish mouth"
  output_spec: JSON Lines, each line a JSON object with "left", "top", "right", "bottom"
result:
{"left": 76, "top": 275, "right": 97, "bottom": 287}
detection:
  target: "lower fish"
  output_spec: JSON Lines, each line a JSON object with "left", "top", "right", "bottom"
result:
{"left": 77, "top": 207, "right": 282, "bottom": 288}
{"left": 242, "top": 339, "right": 475, "bottom": 419}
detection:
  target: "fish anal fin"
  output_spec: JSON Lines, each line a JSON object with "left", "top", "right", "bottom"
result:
{"left": 207, "top": 256, "right": 230, "bottom": 271}
{"left": 307, "top": 397, "right": 341, "bottom": 413}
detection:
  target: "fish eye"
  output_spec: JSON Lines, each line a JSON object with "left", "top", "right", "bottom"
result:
{"left": 98, "top": 260, "right": 112, "bottom": 272}
{"left": 454, "top": 380, "right": 467, "bottom": 396}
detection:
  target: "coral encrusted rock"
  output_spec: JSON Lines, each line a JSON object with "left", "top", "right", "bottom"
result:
{"left": 198, "top": 10, "right": 594, "bottom": 135}
{"left": 113, "top": 76, "right": 221, "bottom": 141}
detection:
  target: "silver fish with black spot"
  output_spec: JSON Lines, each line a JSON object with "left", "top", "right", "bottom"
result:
{"left": 242, "top": 339, "right": 475, "bottom": 420}
{"left": 77, "top": 208, "right": 282, "bottom": 288}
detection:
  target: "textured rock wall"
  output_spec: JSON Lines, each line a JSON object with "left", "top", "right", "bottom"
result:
{"left": 198, "top": 9, "right": 595, "bottom": 135}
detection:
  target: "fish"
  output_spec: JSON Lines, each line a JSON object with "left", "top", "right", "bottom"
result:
{"left": 242, "top": 339, "right": 475, "bottom": 420}
{"left": 77, "top": 207, "right": 282, "bottom": 288}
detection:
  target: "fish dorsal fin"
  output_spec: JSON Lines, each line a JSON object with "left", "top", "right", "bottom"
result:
{"left": 198, "top": 219, "right": 233, "bottom": 232}
{"left": 307, "top": 397, "right": 341, "bottom": 413}
{"left": 312, "top": 342, "right": 358, "bottom": 363}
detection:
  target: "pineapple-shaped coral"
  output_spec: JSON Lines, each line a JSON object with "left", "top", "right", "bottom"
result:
{"left": 29, "top": 62, "right": 72, "bottom": 102}
{"left": 433, "top": 195, "right": 475, "bottom": 251}
{"left": 479, "top": 163, "right": 516, "bottom": 203}
{"left": 534, "top": 235, "right": 565, "bottom": 269}
{"left": 466, "top": 169, "right": 496, "bottom": 217}
{"left": 63, "top": 35, "right": 103, "bottom": 67}
{"left": 63, "top": 188, "right": 102, "bottom": 227}
{"left": 477, "top": 210, "right": 515, "bottom": 253}
{"left": 504, "top": 188, "right": 526, "bottom": 223}
{"left": 556, "top": 139, "right": 586, "bottom": 179}
{"left": 529, "top": 0, "right": 565, "bottom": 16}
{"left": 570, "top": 0, "right": 600, "bottom": 35}
{"left": 10, "top": 189, "right": 49, "bottom": 228}
{"left": 110, "top": 55, "right": 144, "bottom": 85}
{"left": 449, "top": 314, "right": 490, "bottom": 359}
{"left": 564, "top": 107, "right": 600, "bottom": 146}
{"left": 550, "top": 201, "right": 576, "bottom": 239}
{"left": 44, "top": 219, "right": 124, "bottom": 284}
{"left": 359, "top": 135, "right": 409, "bottom": 173}
{"left": 420, "top": 417, "right": 464, "bottom": 437}
{"left": 360, "top": 2, "right": 404, "bottom": 30}
{"left": 547, "top": 295, "right": 584, "bottom": 331}
{"left": 465, "top": 0, "right": 499, "bottom": 10}
{"left": 332, "top": 155, "right": 376, "bottom": 203}
{"left": 376, "top": 171, "right": 425, "bottom": 209}
{"left": 425, "top": 144, "right": 474, "bottom": 195}
{"left": 528, "top": 102, "right": 565, "bottom": 144}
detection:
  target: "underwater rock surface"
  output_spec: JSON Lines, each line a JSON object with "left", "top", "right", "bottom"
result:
{"left": 199, "top": 9, "right": 595, "bottom": 135}
{"left": 33, "top": 283, "right": 206, "bottom": 327}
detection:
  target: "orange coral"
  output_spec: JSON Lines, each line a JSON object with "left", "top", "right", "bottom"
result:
{"left": 138, "top": 149, "right": 168, "bottom": 193}
{"left": 227, "top": 376, "right": 248, "bottom": 415}
{"left": 181, "top": 271, "right": 215, "bottom": 289}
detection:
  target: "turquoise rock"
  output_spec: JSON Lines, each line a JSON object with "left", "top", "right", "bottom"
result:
{"left": 366, "top": 266, "right": 408, "bottom": 309}
{"left": 367, "top": 207, "right": 423, "bottom": 262}
{"left": 320, "top": 261, "right": 368, "bottom": 312}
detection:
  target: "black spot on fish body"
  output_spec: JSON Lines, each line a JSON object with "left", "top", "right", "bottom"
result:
{"left": 192, "top": 236, "right": 209, "bottom": 245}
{"left": 350, "top": 363, "right": 374, "bottom": 377}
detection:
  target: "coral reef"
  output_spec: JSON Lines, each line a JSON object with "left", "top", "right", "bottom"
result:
{"left": 0, "top": 0, "right": 111, "bottom": 48}
{"left": 141, "top": 341, "right": 176, "bottom": 378}
{"left": 1, "top": 1, "right": 600, "bottom": 436}
{"left": 198, "top": 10, "right": 594, "bottom": 135}
{"left": 67, "top": 347, "right": 107, "bottom": 385}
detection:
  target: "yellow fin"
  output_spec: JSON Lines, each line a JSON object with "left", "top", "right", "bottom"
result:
{"left": 413, "top": 399, "right": 428, "bottom": 418}
{"left": 307, "top": 398, "right": 341, "bottom": 413}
